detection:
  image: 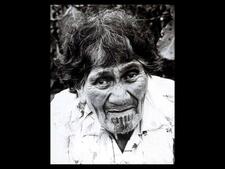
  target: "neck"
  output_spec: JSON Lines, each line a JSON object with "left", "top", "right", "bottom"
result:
{"left": 113, "top": 130, "right": 134, "bottom": 153}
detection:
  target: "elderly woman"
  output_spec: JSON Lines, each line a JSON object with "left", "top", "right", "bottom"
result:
{"left": 51, "top": 9, "right": 174, "bottom": 164}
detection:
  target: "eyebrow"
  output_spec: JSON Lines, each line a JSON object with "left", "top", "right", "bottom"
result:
{"left": 116, "top": 62, "right": 141, "bottom": 74}
{"left": 88, "top": 70, "right": 113, "bottom": 82}
{"left": 95, "top": 70, "right": 113, "bottom": 77}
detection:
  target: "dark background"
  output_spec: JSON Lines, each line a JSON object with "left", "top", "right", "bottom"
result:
{"left": 50, "top": 4, "right": 175, "bottom": 97}
{"left": 1, "top": 1, "right": 219, "bottom": 167}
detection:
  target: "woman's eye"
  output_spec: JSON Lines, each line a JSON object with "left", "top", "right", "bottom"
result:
{"left": 96, "top": 78, "right": 111, "bottom": 88}
{"left": 125, "top": 71, "right": 138, "bottom": 81}
{"left": 98, "top": 79, "right": 107, "bottom": 85}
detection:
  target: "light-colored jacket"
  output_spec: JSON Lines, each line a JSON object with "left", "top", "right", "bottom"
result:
{"left": 51, "top": 75, "right": 174, "bottom": 164}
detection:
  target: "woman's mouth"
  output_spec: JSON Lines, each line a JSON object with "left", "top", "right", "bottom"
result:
{"left": 105, "top": 106, "right": 135, "bottom": 113}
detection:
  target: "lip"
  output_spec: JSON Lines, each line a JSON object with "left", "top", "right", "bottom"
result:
{"left": 105, "top": 106, "right": 135, "bottom": 113}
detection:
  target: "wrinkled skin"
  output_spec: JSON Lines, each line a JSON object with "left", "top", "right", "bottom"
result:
{"left": 82, "top": 60, "right": 148, "bottom": 135}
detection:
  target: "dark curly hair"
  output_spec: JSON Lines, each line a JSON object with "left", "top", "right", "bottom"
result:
{"left": 56, "top": 9, "right": 162, "bottom": 92}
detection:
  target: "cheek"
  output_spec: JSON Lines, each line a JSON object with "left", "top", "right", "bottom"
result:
{"left": 126, "top": 75, "right": 148, "bottom": 99}
{"left": 85, "top": 85, "right": 109, "bottom": 111}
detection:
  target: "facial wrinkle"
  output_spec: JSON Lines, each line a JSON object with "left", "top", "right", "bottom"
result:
{"left": 126, "top": 90, "right": 139, "bottom": 112}
{"left": 103, "top": 93, "right": 112, "bottom": 119}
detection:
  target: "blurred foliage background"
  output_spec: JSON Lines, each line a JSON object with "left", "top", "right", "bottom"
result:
{"left": 50, "top": 4, "right": 175, "bottom": 96}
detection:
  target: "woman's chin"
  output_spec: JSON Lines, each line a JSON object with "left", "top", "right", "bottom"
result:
{"left": 101, "top": 109, "right": 141, "bottom": 134}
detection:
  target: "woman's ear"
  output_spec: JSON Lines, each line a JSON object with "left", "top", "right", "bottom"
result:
{"left": 77, "top": 86, "right": 86, "bottom": 104}
{"left": 76, "top": 86, "right": 87, "bottom": 118}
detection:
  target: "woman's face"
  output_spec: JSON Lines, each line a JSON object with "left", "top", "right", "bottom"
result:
{"left": 83, "top": 60, "right": 148, "bottom": 134}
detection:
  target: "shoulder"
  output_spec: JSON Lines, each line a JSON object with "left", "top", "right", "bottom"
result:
{"left": 148, "top": 75, "right": 174, "bottom": 103}
{"left": 150, "top": 75, "right": 174, "bottom": 95}
{"left": 51, "top": 89, "right": 79, "bottom": 125}
{"left": 51, "top": 89, "right": 78, "bottom": 110}
{"left": 146, "top": 76, "right": 174, "bottom": 135}
{"left": 51, "top": 88, "right": 82, "bottom": 128}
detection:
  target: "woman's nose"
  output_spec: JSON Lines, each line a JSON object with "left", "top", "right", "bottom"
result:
{"left": 107, "top": 85, "right": 131, "bottom": 106}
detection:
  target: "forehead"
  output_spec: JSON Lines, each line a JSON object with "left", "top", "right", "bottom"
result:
{"left": 88, "top": 60, "right": 143, "bottom": 76}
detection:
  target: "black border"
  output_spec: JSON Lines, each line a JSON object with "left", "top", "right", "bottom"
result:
{"left": 6, "top": 0, "right": 197, "bottom": 168}
{"left": 5, "top": 0, "right": 216, "bottom": 167}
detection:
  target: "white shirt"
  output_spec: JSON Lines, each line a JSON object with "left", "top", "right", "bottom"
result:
{"left": 51, "top": 75, "right": 174, "bottom": 164}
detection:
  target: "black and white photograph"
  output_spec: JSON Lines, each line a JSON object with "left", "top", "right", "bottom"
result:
{"left": 50, "top": 4, "right": 175, "bottom": 164}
